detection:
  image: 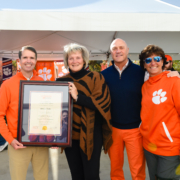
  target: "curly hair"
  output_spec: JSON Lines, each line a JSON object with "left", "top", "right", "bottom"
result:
{"left": 139, "top": 45, "right": 166, "bottom": 71}
{"left": 63, "top": 43, "right": 89, "bottom": 69}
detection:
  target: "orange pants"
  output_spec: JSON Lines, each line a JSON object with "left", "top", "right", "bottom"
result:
{"left": 108, "top": 127, "right": 145, "bottom": 180}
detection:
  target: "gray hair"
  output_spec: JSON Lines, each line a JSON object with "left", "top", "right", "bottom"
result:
{"left": 63, "top": 43, "right": 89, "bottom": 69}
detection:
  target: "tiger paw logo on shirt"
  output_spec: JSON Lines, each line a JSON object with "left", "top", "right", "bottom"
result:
{"left": 152, "top": 89, "right": 167, "bottom": 104}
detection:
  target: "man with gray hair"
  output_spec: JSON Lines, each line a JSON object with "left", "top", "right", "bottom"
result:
{"left": 101, "top": 39, "right": 146, "bottom": 180}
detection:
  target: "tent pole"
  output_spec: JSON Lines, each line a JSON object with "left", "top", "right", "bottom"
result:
{"left": 107, "top": 31, "right": 117, "bottom": 67}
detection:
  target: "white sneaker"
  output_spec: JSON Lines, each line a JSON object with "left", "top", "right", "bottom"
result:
{"left": 0, "top": 141, "right": 8, "bottom": 152}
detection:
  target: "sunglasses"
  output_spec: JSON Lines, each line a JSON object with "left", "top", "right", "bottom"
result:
{"left": 165, "top": 61, "right": 170, "bottom": 64}
{"left": 144, "top": 56, "right": 162, "bottom": 64}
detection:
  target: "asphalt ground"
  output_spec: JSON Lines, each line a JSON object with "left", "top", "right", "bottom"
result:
{"left": 0, "top": 148, "right": 150, "bottom": 180}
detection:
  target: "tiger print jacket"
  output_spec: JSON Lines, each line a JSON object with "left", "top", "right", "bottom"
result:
{"left": 57, "top": 69, "right": 112, "bottom": 160}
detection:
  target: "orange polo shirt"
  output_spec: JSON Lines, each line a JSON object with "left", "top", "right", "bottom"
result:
{"left": 140, "top": 71, "right": 180, "bottom": 156}
{"left": 0, "top": 70, "right": 43, "bottom": 144}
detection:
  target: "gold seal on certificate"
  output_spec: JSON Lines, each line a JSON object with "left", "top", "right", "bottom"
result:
{"left": 29, "top": 91, "right": 62, "bottom": 136}
{"left": 17, "top": 81, "right": 72, "bottom": 147}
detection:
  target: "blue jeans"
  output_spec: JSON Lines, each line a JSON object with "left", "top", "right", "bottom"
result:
{"left": 0, "top": 135, "right": 6, "bottom": 146}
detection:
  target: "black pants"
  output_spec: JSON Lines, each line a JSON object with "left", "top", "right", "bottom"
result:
{"left": 65, "top": 121, "right": 103, "bottom": 180}
{"left": 144, "top": 149, "right": 180, "bottom": 180}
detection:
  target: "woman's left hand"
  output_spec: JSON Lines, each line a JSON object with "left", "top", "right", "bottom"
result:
{"left": 167, "top": 71, "right": 180, "bottom": 78}
{"left": 68, "top": 82, "right": 78, "bottom": 101}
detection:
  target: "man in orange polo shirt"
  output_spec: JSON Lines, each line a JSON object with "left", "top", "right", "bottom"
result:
{"left": 0, "top": 46, "right": 49, "bottom": 180}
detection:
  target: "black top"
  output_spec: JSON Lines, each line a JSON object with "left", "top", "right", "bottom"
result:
{"left": 69, "top": 68, "right": 89, "bottom": 79}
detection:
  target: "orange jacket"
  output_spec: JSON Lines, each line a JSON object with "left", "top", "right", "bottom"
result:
{"left": 140, "top": 71, "right": 180, "bottom": 156}
{"left": 0, "top": 71, "right": 43, "bottom": 144}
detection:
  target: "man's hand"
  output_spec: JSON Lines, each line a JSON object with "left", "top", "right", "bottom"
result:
{"left": 10, "top": 139, "right": 26, "bottom": 150}
{"left": 167, "top": 71, "right": 180, "bottom": 78}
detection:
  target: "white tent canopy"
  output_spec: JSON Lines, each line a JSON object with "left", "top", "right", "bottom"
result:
{"left": 0, "top": 0, "right": 180, "bottom": 60}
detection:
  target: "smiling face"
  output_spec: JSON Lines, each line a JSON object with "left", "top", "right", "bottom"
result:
{"left": 144, "top": 54, "right": 163, "bottom": 77}
{"left": 110, "top": 39, "right": 129, "bottom": 67}
{"left": 19, "top": 49, "right": 37, "bottom": 75}
{"left": 68, "top": 51, "right": 84, "bottom": 73}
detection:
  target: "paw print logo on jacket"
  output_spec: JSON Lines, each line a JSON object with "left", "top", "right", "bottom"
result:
{"left": 152, "top": 89, "right": 167, "bottom": 105}
{"left": 38, "top": 67, "right": 52, "bottom": 81}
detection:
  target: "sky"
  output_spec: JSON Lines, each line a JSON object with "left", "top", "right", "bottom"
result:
{"left": 0, "top": 0, "right": 100, "bottom": 10}
{"left": 160, "top": 0, "right": 180, "bottom": 6}
{"left": 0, "top": 0, "right": 180, "bottom": 13}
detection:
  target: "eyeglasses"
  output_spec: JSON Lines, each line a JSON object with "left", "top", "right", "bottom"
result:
{"left": 165, "top": 61, "right": 170, "bottom": 64}
{"left": 144, "top": 56, "right": 162, "bottom": 64}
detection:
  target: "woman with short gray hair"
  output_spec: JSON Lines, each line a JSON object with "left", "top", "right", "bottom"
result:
{"left": 63, "top": 43, "right": 89, "bottom": 69}
{"left": 56, "top": 43, "right": 112, "bottom": 180}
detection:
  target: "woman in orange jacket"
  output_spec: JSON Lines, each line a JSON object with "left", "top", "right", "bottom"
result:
{"left": 139, "top": 45, "right": 180, "bottom": 180}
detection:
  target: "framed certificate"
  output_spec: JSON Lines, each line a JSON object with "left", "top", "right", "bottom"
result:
{"left": 17, "top": 81, "right": 73, "bottom": 147}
